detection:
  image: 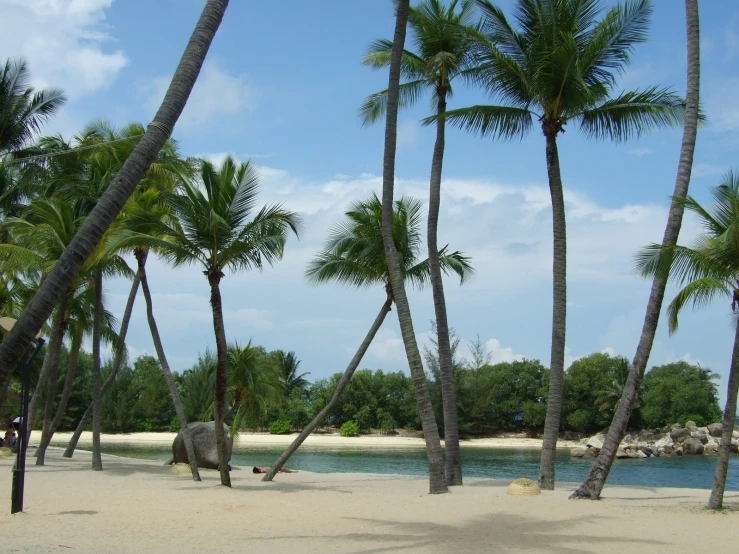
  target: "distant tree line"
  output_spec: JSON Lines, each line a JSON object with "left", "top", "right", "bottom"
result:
{"left": 23, "top": 335, "right": 722, "bottom": 436}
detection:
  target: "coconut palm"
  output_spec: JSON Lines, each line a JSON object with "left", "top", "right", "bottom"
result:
{"left": 633, "top": 174, "right": 739, "bottom": 509}
{"left": 0, "top": 0, "right": 231, "bottom": 396}
{"left": 60, "top": 126, "right": 194, "bottom": 460}
{"left": 124, "top": 156, "right": 300, "bottom": 487}
{"left": 594, "top": 357, "right": 634, "bottom": 413}
{"left": 441, "top": 0, "right": 684, "bottom": 489}
{"left": 376, "top": 0, "right": 451, "bottom": 494}
{"left": 274, "top": 351, "right": 310, "bottom": 397}
{"left": 263, "top": 193, "right": 473, "bottom": 481}
{"left": 360, "top": 0, "right": 477, "bottom": 486}
{"left": 0, "top": 58, "right": 66, "bottom": 155}
{"left": 572, "top": 0, "right": 701, "bottom": 500}
{"left": 228, "top": 342, "right": 282, "bottom": 432}
{"left": 35, "top": 282, "right": 121, "bottom": 465}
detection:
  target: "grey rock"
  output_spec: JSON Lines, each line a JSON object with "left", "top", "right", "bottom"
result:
{"left": 682, "top": 437, "right": 704, "bottom": 455}
{"left": 670, "top": 427, "right": 692, "bottom": 441}
{"left": 570, "top": 446, "right": 588, "bottom": 458}
{"left": 172, "top": 421, "right": 233, "bottom": 470}
{"left": 707, "top": 423, "right": 723, "bottom": 438}
{"left": 691, "top": 431, "right": 708, "bottom": 444}
{"left": 685, "top": 420, "right": 698, "bottom": 431}
{"left": 586, "top": 433, "right": 605, "bottom": 450}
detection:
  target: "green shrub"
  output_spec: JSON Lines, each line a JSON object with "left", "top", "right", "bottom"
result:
{"left": 678, "top": 413, "right": 712, "bottom": 427}
{"left": 169, "top": 417, "right": 180, "bottom": 433}
{"left": 377, "top": 409, "right": 397, "bottom": 434}
{"left": 355, "top": 405, "right": 373, "bottom": 430}
{"left": 340, "top": 421, "right": 360, "bottom": 437}
{"left": 269, "top": 419, "right": 292, "bottom": 435}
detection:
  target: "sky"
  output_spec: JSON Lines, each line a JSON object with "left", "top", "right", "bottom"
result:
{"left": 2, "top": 0, "right": 739, "bottom": 401}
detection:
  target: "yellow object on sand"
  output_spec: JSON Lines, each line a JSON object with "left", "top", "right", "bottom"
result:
{"left": 168, "top": 463, "right": 192, "bottom": 475}
{"left": 0, "top": 447, "right": 12, "bottom": 457}
{"left": 507, "top": 478, "right": 541, "bottom": 496}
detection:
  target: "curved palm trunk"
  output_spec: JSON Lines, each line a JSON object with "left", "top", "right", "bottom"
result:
{"left": 25, "top": 292, "right": 69, "bottom": 446}
{"left": 64, "top": 273, "right": 139, "bottom": 458}
{"left": 571, "top": 0, "right": 700, "bottom": 500}
{"left": 708, "top": 320, "right": 739, "bottom": 509}
{"left": 34, "top": 330, "right": 66, "bottom": 459}
{"left": 36, "top": 338, "right": 81, "bottom": 465}
{"left": 380, "top": 0, "right": 447, "bottom": 495}
{"left": 0, "top": 0, "right": 231, "bottom": 386}
{"left": 538, "top": 132, "right": 567, "bottom": 490}
{"left": 428, "top": 92, "right": 462, "bottom": 486}
{"left": 263, "top": 295, "right": 393, "bottom": 482}
{"left": 91, "top": 269, "right": 103, "bottom": 471}
{"left": 208, "top": 273, "right": 231, "bottom": 487}
{"left": 136, "top": 249, "right": 201, "bottom": 482}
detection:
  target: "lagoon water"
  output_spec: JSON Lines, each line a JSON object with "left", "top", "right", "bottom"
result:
{"left": 67, "top": 441, "right": 739, "bottom": 491}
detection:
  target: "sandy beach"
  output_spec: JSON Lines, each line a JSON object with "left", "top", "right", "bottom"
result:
{"left": 0, "top": 447, "right": 736, "bottom": 553}
{"left": 40, "top": 430, "right": 581, "bottom": 450}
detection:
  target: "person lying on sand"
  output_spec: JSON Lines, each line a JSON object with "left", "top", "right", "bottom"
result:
{"left": 252, "top": 466, "right": 297, "bottom": 474}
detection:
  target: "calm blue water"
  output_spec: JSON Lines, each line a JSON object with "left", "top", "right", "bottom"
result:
{"left": 65, "top": 440, "right": 739, "bottom": 491}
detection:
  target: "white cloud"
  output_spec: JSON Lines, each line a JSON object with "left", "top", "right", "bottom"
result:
{"left": 367, "top": 329, "right": 407, "bottom": 363}
{"left": 664, "top": 352, "right": 705, "bottom": 367}
{"left": 600, "top": 346, "right": 617, "bottom": 357}
{"left": 484, "top": 338, "right": 524, "bottom": 365}
{"left": 693, "top": 164, "right": 727, "bottom": 178}
{"left": 0, "top": 0, "right": 127, "bottom": 99}
{"left": 627, "top": 147, "right": 653, "bottom": 157}
{"left": 140, "top": 60, "right": 255, "bottom": 131}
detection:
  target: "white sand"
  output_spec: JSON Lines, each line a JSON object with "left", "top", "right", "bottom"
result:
{"left": 0, "top": 448, "right": 735, "bottom": 553}
{"left": 39, "top": 430, "right": 581, "bottom": 449}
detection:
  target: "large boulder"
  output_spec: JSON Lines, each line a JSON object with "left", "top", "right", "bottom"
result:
{"left": 172, "top": 421, "right": 233, "bottom": 470}
{"left": 685, "top": 420, "right": 698, "bottom": 431}
{"left": 691, "top": 430, "right": 708, "bottom": 444}
{"left": 586, "top": 433, "right": 606, "bottom": 450}
{"left": 682, "top": 437, "right": 704, "bottom": 455}
{"left": 670, "top": 427, "right": 692, "bottom": 442}
{"left": 655, "top": 435, "right": 674, "bottom": 449}
{"left": 707, "top": 423, "right": 723, "bottom": 438}
{"left": 570, "top": 446, "right": 588, "bottom": 458}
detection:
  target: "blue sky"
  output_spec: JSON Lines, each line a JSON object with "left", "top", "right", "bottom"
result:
{"left": 3, "top": 0, "right": 739, "bottom": 401}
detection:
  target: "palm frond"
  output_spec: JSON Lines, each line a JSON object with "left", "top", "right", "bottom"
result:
{"left": 578, "top": 86, "right": 684, "bottom": 141}
{"left": 432, "top": 105, "right": 533, "bottom": 140}
{"left": 667, "top": 277, "right": 732, "bottom": 334}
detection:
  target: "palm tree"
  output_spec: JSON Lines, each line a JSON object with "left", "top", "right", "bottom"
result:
{"left": 125, "top": 156, "right": 300, "bottom": 487}
{"left": 376, "top": 0, "right": 452, "bottom": 494}
{"left": 274, "top": 351, "right": 310, "bottom": 397}
{"left": 361, "top": 0, "right": 476, "bottom": 486}
{"left": 633, "top": 175, "right": 739, "bottom": 509}
{"left": 594, "top": 357, "right": 634, "bottom": 413}
{"left": 0, "top": 0, "right": 231, "bottom": 394}
{"left": 0, "top": 58, "right": 66, "bottom": 155}
{"left": 263, "top": 194, "right": 472, "bottom": 481}
{"left": 0, "top": 199, "right": 84, "bottom": 436}
{"left": 441, "top": 0, "right": 684, "bottom": 490}
{"left": 35, "top": 282, "right": 121, "bottom": 465}
{"left": 572, "top": 0, "right": 701, "bottom": 500}
{"left": 63, "top": 273, "right": 140, "bottom": 459}
{"left": 228, "top": 342, "right": 282, "bottom": 432}
{"left": 61, "top": 124, "right": 194, "bottom": 460}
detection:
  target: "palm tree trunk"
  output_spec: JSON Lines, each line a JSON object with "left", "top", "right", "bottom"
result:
{"left": 263, "top": 295, "right": 393, "bottom": 482}
{"left": 34, "top": 328, "right": 66, "bottom": 459}
{"left": 570, "top": 0, "right": 700, "bottom": 500}
{"left": 428, "top": 91, "right": 462, "bottom": 486}
{"left": 708, "top": 320, "right": 739, "bottom": 509}
{"left": 538, "top": 132, "right": 567, "bottom": 491}
{"left": 35, "top": 337, "right": 81, "bottom": 465}
{"left": 136, "top": 248, "right": 201, "bottom": 482}
{"left": 91, "top": 269, "right": 103, "bottom": 471}
{"left": 208, "top": 272, "right": 231, "bottom": 487}
{"left": 64, "top": 272, "right": 139, "bottom": 458}
{"left": 380, "top": 0, "right": 447, "bottom": 495}
{"left": 0, "top": 0, "right": 231, "bottom": 387}
{"left": 25, "top": 292, "right": 69, "bottom": 445}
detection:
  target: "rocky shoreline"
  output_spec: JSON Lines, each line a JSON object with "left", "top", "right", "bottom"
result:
{"left": 571, "top": 421, "right": 739, "bottom": 459}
